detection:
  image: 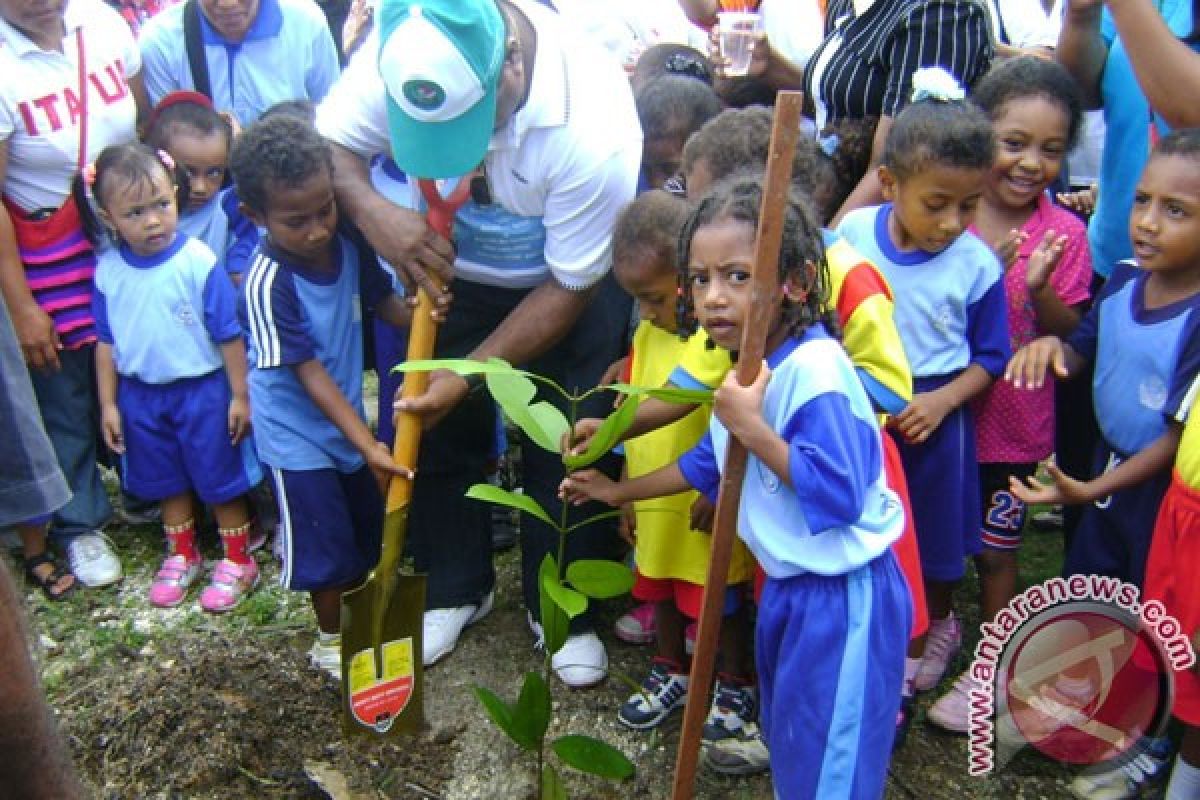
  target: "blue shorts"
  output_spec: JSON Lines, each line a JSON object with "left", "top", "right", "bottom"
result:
{"left": 979, "top": 462, "right": 1038, "bottom": 551}
{"left": 897, "top": 378, "right": 982, "bottom": 581}
{"left": 757, "top": 552, "right": 910, "bottom": 799}
{"left": 1064, "top": 442, "right": 1171, "bottom": 587}
{"left": 270, "top": 465, "right": 383, "bottom": 591}
{"left": 118, "top": 371, "right": 261, "bottom": 504}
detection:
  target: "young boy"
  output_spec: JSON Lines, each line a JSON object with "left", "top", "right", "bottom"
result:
{"left": 1008, "top": 129, "right": 1200, "bottom": 799}
{"left": 231, "top": 114, "right": 414, "bottom": 679}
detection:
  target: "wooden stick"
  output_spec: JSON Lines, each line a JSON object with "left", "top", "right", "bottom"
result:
{"left": 669, "top": 90, "right": 803, "bottom": 800}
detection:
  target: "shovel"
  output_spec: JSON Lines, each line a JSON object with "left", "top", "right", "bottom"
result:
{"left": 341, "top": 176, "right": 473, "bottom": 736}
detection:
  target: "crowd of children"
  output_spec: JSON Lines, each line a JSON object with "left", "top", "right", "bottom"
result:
{"left": 15, "top": 0, "right": 1200, "bottom": 794}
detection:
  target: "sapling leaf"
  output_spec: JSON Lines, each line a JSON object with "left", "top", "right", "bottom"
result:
{"left": 392, "top": 357, "right": 519, "bottom": 377}
{"left": 607, "top": 382, "right": 713, "bottom": 406}
{"left": 552, "top": 735, "right": 635, "bottom": 780}
{"left": 538, "top": 555, "right": 569, "bottom": 655}
{"left": 466, "top": 483, "right": 556, "bottom": 529}
{"left": 543, "top": 571, "right": 587, "bottom": 619}
{"left": 512, "top": 671, "right": 552, "bottom": 746}
{"left": 474, "top": 686, "right": 538, "bottom": 750}
{"left": 486, "top": 371, "right": 569, "bottom": 454}
{"left": 541, "top": 764, "right": 568, "bottom": 800}
{"left": 565, "top": 560, "right": 634, "bottom": 599}
{"left": 562, "top": 395, "right": 640, "bottom": 469}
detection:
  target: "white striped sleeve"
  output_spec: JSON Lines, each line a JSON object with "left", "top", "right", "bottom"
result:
{"left": 243, "top": 254, "right": 316, "bottom": 369}
{"left": 881, "top": 0, "right": 994, "bottom": 116}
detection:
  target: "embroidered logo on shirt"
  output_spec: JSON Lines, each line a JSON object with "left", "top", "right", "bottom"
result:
{"left": 174, "top": 301, "right": 198, "bottom": 327}
{"left": 402, "top": 80, "right": 446, "bottom": 111}
{"left": 1139, "top": 376, "right": 1167, "bottom": 413}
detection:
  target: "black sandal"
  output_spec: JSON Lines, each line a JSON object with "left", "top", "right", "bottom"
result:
{"left": 23, "top": 553, "right": 77, "bottom": 601}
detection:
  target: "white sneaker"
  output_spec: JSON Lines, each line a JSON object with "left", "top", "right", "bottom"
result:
{"left": 528, "top": 613, "right": 609, "bottom": 688}
{"left": 66, "top": 532, "right": 122, "bottom": 587}
{"left": 422, "top": 591, "right": 494, "bottom": 667}
{"left": 1069, "top": 744, "right": 1171, "bottom": 799}
{"left": 309, "top": 634, "right": 342, "bottom": 681}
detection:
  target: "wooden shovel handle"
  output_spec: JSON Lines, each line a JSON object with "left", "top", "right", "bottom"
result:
{"left": 670, "top": 90, "right": 803, "bottom": 800}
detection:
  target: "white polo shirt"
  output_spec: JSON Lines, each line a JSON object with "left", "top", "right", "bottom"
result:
{"left": 0, "top": 0, "right": 140, "bottom": 212}
{"left": 316, "top": 0, "right": 642, "bottom": 291}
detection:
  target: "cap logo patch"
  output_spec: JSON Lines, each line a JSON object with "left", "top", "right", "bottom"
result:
{"left": 402, "top": 79, "right": 446, "bottom": 111}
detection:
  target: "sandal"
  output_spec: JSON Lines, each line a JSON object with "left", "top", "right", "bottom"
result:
{"left": 23, "top": 553, "right": 76, "bottom": 601}
{"left": 199, "top": 558, "right": 259, "bottom": 613}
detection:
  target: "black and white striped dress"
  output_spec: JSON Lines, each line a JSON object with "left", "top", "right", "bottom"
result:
{"left": 803, "top": 0, "right": 994, "bottom": 129}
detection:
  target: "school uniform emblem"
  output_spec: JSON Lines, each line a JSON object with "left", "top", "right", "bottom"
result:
{"left": 402, "top": 80, "right": 446, "bottom": 112}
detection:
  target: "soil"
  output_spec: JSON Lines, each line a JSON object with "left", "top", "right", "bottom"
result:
{"left": 23, "top": 526, "right": 1083, "bottom": 800}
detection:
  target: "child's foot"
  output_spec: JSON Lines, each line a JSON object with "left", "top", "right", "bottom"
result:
{"left": 914, "top": 612, "right": 962, "bottom": 691}
{"left": 617, "top": 658, "right": 689, "bottom": 730}
{"left": 702, "top": 721, "right": 770, "bottom": 776}
{"left": 927, "top": 671, "right": 972, "bottom": 733}
{"left": 199, "top": 559, "right": 260, "bottom": 613}
{"left": 147, "top": 554, "right": 202, "bottom": 607}
{"left": 702, "top": 675, "right": 757, "bottom": 743}
{"left": 309, "top": 634, "right": 342, "bottom": 681}
{"left": 613, "top": 602, "right": 656, "bottom": 644}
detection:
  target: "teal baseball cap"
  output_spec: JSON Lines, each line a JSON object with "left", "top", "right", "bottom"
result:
{"left": 377, "top": 0, "right": 506, "bottom": 180}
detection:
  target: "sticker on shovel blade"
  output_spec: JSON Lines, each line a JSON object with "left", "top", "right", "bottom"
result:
{"left": 348, "top": 638, "right": 415, "bottom": 733}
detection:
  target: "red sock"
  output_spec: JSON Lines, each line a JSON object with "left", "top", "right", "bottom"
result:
{"left": 220, "top": 521, "right": 253, "bottom": 566}
{"left": 164, "top": 520, "right": 199, "bottom": 563}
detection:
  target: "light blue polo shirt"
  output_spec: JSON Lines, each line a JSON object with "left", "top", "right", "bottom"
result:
{"left": 1091, "top": 0, "right": 1196, "bottom": 277}
{"left": 139, "top": 0, "right": 339, "bottom": 126}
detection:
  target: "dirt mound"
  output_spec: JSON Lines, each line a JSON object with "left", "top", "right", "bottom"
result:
{"left": 60, "top": 632, "right": 453, "bottom": 799}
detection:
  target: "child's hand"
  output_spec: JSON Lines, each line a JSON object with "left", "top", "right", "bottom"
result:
{"left": 617, "top": 505, "right": 637, "bottom": 547}
{"left": 1009, "top": 461, "right": 1091, "bottom": 506}
{"left": 600, "top": 356, "right": 628, "bottom": 389}
{"left": 563, "top": 417, "right": 603, "bottom": 457}
{"left": 1005, "top": 336, "right": 1068, "bottom": 389}
{"left": 100, "top": 404, "right": 124, "bottom": 454}
{"left": 993, "top": 229, "right": 1028, "bottom": 270}
{"left": 366, "top": 441, "right": 415, "bottom": 493}
{"left": 713, "top": 362, "right": 770, "bottom": 439}
{"left": 1025, "top": 230, "right": 1068, "bottom": 293}
{"left": 1056, "top": 183, "right": 1098, "bottom": 217}
{"left": 890, "top": 391, "right": 952, "bottom": 445}
{"left": 228, "top": 393, "right": 250, "bottom": 445}
{"left": 559, "top": 468, "right": 619, "bottom": 507}
{"left": 690, "top": 494, "right": 714, "bottom": 533}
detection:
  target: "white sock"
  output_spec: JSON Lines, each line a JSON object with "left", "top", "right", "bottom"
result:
{"left": 1167, "top": 755, "right": 1200, "bottom": 800}
{"left": 903, "top": 657, "right": 921, "bottom": 695}
{"left": 319, "top": 630, "right": 339, "bottom": 644}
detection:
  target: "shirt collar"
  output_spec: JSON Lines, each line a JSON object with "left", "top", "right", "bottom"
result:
{"left": 200, "top": 0, "right": 283, "bottom": 46}
{"left": 489, "top": 3, "right": 567, "bottom": 151}
{"left": 120, "top": 233, "right": 186, "bottom": 268}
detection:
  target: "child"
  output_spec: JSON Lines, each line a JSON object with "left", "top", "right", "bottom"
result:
{"left": 635, "top": 75, "right": 721, "bottom": 191}
{"left": 83, "top": 143, "right": 262, "bottom": 611}
{"left": 1008, "top": 128, "right": 1200, "bottom": 799}
{"left": 605, "top": 190, "right": 757, "bottom": 734}
{"left": 144, "top": 92, "right": 258, "bottom": 285}
{"left": 230, "top": 114, "right": 414, "bottom": 679}
{"left": 926, "top": 57, "right": 1094, "bottom": 733}
{"left": 835, "top": 70, "right": 1011, "bottom": 695}
{"left": 562, "top": 176, "right": 911, "bottom": 798}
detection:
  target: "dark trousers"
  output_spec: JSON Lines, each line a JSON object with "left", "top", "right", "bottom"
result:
{"left": 405, "top": 276, "right": 630, "bottom": 631}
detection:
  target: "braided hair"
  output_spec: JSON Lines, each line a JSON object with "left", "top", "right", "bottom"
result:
{"left": 675, "top": 172, "right": 837, "bottom": 350}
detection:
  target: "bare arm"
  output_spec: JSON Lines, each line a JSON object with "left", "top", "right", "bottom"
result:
{"left": 1105, "top": 0, "right": 1200, "bottom": 127}
{"left": 0, "top": 141, "right": 60, "bottom": 372}
{"left": 95, "top": 342, "right": 123, "bottom": 453}
{"left": 327, "top": 142, "right": 456, "bottom": 305}
{"left": 219, "top": 338, "right": 250, "bottom": 444}
{"left": 1055, "top": 0, "right": 1108, "bottom": 109}
{"left": 891, "top": 363, "right": 993, "bottom": 444}
{"left": 677, "top": 0, "right": 717, "bottom": 28}
{"left": 561, "top": 462, "right": 693, "bottom": 507}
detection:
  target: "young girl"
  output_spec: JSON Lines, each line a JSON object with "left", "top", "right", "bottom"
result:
{"left": 144, "top": 92, "right": 257, "bottom": 285}
{"left": 563, "top": 177, "right": 911, "bottom": 797}
{"left": 925, "top": 57, "right": 1094, "bottom": 732}
{"left": 835, "top": 70, "right": 1011, "bottom": 695}
{"left": 635, "top": 75, "right": 721, "bottom": 191}
{"left": 606, "top": 190, "right": 757, "bottom": 735}
{"left": 83, "top": 143, "right": 262, "bottom": 612}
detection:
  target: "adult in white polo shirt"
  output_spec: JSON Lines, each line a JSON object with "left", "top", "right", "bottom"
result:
{"left": 316, "top": 0, "right": 640, "bottom": 686}
{"left": 139, "top": 0, "right": 340, "bottom": 126}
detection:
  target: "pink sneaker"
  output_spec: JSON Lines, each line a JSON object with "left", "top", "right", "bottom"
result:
{"left": 199, "top": 559, "right": 260, "bottom": 613}
{"left": 927, "top": 671, "right": 973, "bottom": 733}
{"left": 614, "top": 603, "right": 656, "bottom": 644}
{"left": 148, "top": 554, "right": 202, "bottom": 608}
{"left": 914, "top": 613, "right": 961, "bottom": 691}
